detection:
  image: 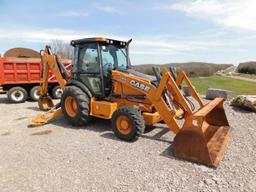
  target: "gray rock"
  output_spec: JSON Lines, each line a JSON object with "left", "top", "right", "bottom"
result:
{"left": 231, "top": 95, "right": 256, "bottom": 112}
{"left": 206, "top": 88, "right": 231, "bottom": 100}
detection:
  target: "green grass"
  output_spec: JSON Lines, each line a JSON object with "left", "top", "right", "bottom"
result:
{"left": 190, "top": 76, "right": 256, "bottom": 96}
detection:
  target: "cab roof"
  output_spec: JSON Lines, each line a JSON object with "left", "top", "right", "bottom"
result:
{"left": 70, "top": 37, "right": 129, "bottom": 47}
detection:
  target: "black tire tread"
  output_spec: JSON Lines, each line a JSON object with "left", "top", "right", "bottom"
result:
{"left": 61, "top": 86, "right": 91, "bottom": 126}
{"left": 111, "top": 106, "right": 145, "bottom": 141}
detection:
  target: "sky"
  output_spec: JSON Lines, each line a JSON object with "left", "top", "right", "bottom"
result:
{"left": 0, "top": 0, "right": 256, "bottom": 65}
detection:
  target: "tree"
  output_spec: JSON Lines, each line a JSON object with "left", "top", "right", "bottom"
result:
{"left": 50, "top": 39, "right": 72, "bottom": 59}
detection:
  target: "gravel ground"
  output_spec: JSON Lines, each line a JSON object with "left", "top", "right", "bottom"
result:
{"left": 0, "top": 93, "right": 255, "bottom": 192}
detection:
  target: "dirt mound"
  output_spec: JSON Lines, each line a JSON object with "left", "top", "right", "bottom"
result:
{"left": 4, "top": 48, "right": 40, "bottom": 58}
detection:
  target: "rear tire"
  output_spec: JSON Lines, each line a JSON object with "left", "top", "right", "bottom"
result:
{"left": 61, "top": 86, "right": 91, "bottom": 126}
{"left": 111, "top": 106, "right": 145, "bottom": 141}
{"left": 7, "top": 87, "right": 28, "bottom": 103}
{"left": 30, "top": 86, "right": 40, "bottom": 101}
{"left": 52, "top": 86, "right": 63, "bottom": 99}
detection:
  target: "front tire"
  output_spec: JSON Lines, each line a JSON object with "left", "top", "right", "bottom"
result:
{"left": 111, "top": 106, "right": 145, "bottom": 141}
{"left": 61, "top": 86, "right": 91, "bottom": 126}
{"left": 7, "top": 87, "right": 28, "bottom": 103}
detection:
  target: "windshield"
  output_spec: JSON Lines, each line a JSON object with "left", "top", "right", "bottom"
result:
{"left": 100, "top": 44, "right": 128, "bottom": 71}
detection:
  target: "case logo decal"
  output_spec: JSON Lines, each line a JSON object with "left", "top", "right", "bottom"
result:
{"left": 130, "top": 80, "right": 150, "bottom": 93}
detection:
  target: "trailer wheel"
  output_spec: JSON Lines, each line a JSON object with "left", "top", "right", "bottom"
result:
{"left": 61, "top": 86, "right": 91, "bottom": 126}
{"left": 7, "top": 87, "right": 28, "bottom": 103}
{"left": 52, "top": 86, "right": 63, "bottom": 99}
{"left": 111, "top": 106, "right": 145, "bottom": 141}
{"left": 30, "top": 86, "right": 40, "bottom": 101}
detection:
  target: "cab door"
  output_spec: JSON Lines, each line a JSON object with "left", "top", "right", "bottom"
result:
{"left": 74, "top": 43, "right": 105, "bottom": 98}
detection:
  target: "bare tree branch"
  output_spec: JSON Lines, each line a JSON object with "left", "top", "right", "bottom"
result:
{"left": 50, "top": 39, "right": 72, "bottom": 59}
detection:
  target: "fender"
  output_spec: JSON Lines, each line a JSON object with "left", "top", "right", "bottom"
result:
{"left": 66, "top": 79, "right": 92, "bottom": 98}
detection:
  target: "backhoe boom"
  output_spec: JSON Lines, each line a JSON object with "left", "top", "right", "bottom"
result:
{"left": 38, "top": 46, "right": 69, "bottom": 110}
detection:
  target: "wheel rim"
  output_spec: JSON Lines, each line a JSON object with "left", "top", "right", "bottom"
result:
{"left": 11, "top": 90, "right": 24, "bottom": 102}
{"left": 116, "top": 115, "right": 132, "bottom": 135}
{"left": 33, "top": 89, "right": 40, "bottom": 100}
{"left": 65, "top": 96, "right": 78, "bottom": 117}
{"left": 55, "top": 88, "right": 63, "bottom": 98}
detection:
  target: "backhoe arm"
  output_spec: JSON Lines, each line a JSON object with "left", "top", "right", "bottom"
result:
{"left": 38, "top": 46, "right": 69, "bottom": 110}
{"left": 29, "top": 46, "right": 70, "bottom": 126}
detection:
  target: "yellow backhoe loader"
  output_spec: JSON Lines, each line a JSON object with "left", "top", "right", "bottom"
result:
{"left": 30, "top": 37, "right": 231, "bottom": 167}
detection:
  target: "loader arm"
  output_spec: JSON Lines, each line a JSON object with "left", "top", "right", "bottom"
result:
{"left": 112, "top": 70, "right": 198, "bottom": 133}
{"left": 112, "top": 70, "right": 230, "bottom": 167}
{"left": 38, "top": 46, "right": 69, "bottom": 110}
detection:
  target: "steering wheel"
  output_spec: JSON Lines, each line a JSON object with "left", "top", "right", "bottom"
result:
{"left": 103, "top": 63, "right": 113, "bottom": 68}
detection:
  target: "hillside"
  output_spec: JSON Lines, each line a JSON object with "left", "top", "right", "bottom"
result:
{"left": 237, "top": 61, "right": 256, "bottom": 74}
{"left": 132, "top": 62, "right": 233, "bottom": 77}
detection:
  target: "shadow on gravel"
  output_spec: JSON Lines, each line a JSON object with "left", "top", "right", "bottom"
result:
{"left": 1, "top": 131, "right": 11, "bottom": 136}
{"left": 0, "top": 97, "right": 38, "bottom": 104}
{"left": 15, "top": 116, "right": 29, "bottom": 121}
{"left": 47, "top": 114, "right": 173, "bottom": 144}
{"left": 100, "top": 132, "right": 126, "bottom": 142}
{"left": 0, "top": 97, "right": 9, "bottom": 104}
{"left": 31, "top": 112, "right": 180, "bottom": 160}
{"left": 142, "top": 124, "right": 177, "bottom": 160}
{"left": 160, "top": 145, "right": 175, "bottom": 159}
{"left": 160, "top": 145, "right": 200, "bottom": 166}
{"left": 231, "top": 106, "right": 254, "bottom": 114}
{"left": 50, "top": 116, "right": 112, "bottom": 133}
{"left": 100, "top": 123, "right": 172, "bottom": 143}
{"left": 30, "top": 130, "right": 52, "bottom": 136}
{"left": 26, "top": 106, "right": 42, "bottom": 112}
{"left": 140, "top": 127, "right": 171, "bottom": 144}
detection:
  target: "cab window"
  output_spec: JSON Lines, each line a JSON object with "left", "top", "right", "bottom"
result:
{"left": 100, "top": 45, "right": 128, "bottom": 71}
{"left": 78, "top": 43, "right": 99, "bottom": 73}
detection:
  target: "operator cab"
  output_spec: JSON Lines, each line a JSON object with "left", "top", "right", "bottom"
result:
{"left": 71, "top": 37, "right": 130, "bottom": 98}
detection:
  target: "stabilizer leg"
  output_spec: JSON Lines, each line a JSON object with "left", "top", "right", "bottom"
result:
{"left": 28, "top": 103, "right": 62, "bottom": 127}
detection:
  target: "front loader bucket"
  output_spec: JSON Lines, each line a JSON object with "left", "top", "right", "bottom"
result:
{"left": 173, "top": 98, "right": 231, "bottom": 167}
{"left": 38, "top": 96, "right": 54, "bottom": 111}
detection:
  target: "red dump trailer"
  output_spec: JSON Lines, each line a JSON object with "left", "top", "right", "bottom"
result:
{"left": 0, "top": 57, "right": 71, "bottom": 103}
